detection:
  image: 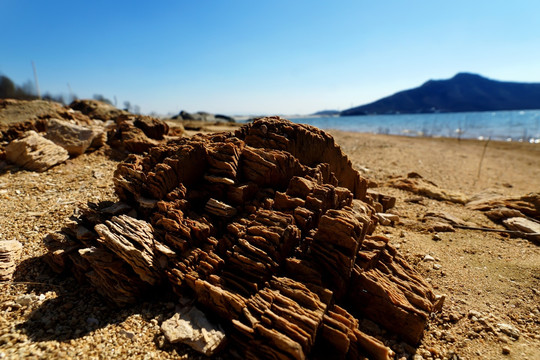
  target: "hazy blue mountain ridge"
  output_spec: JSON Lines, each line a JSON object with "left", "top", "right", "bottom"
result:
{"left": 341, "top": 73, "right": 540, "bottom": 116}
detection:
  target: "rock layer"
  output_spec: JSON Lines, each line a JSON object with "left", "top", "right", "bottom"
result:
{"left": 6, "top": 131, "right": 69, "bottom": 171}
{"left": 44, "top": 117, "right": 439, "bottom": 358}
{"left": 0, "top": 240, "right": 23, "bottom": 281}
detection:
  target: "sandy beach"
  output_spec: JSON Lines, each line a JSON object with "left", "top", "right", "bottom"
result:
{"left": 1, "top": 122, "right": 539, "bottom": 359}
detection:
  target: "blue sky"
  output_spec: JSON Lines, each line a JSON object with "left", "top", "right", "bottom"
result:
{"left": 2, "top": 1, "right": 540, "bottom": 115}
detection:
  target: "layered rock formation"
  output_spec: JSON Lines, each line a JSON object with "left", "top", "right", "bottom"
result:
{"left": 44, "top": 117, "right": 440, "bottom": 359}
{"left": 6, "top": 131, "right": 69, "bottom": 172}
{"left": 1, "top": 99, "right": 172, "bottom": 171}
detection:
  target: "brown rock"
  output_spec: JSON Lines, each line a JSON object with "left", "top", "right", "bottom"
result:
{"left": 133, "top": 115, "right": 169, "bottom": 140}
{"left": 6, "top": 130, "right": 69, "bottom": 171}
{"left": 467, "top": 192, "right": 540, "bottom": 221}
{"left": 94, "top": 215, "right": 174, "bottom": 285}
{"left": 69, "top": 99, "right": 126, "bottom": 121}
{"left": 387, "top": 172, "right": 468, "bottom": 204}
{"left": 44, "top": 117, "right": 440, "bottom": 358}
{"left": 503, "top": 217, "right": 540, "bottom": 242}
{"left": 0, "top": 240, "right": 23, "bottom": 281}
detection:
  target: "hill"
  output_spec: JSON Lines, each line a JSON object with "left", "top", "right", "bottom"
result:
{"left": 341, "top": 73, "right": 540, "bottom": 115}
{"left": 311, "top": 109, "right": 340, "bottom": 116}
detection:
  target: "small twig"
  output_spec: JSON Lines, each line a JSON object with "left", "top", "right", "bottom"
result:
{"left": 475, "top": 138, "right": 490, "bottom": 183}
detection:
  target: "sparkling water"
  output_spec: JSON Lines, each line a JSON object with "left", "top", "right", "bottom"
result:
{"left": 289, "top": 110, "right": 540, "bottom": 142}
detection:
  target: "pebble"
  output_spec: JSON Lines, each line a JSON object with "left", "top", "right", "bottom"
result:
{"left": 120, "top": 330, "right": 135, "bottom": 340}
{"left": 15, "top": 294, "right": 36, "bottom": 306}
{"left": 433, "top": 263, "right": 442, "bottom": 270}
{"left": 497, "top": 323, "right": 520, "bottom": 339}
{"left": 498, "top": 334, "right": 509, "bottom": 343}
{"left": 423, "top": 254, "right": 435, "bottom": 262}
{"left": 502, "top": 346, "right": 511, "bottom": 355}
{"left": 432, "top": 234, "right": 442, "bottom": 241}
{"left": 419, "top": 348, "right": 431, "bottom": 357}
{"left": 468, "top": 310, "right": 482, "bottom": 319}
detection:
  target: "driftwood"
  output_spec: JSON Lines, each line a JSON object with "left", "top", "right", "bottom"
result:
{"left": 44, "top": 117, "right": 440, "bottom": 359}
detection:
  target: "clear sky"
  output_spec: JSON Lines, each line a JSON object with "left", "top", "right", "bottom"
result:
{"left": 2, "top": 1, "right": 540, "bottom": 115}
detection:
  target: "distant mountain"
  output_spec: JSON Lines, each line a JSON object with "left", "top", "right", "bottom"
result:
{"left": 312, "top": 110, "right": 340, "bottom": 116}
{"left": 341, "top": 73, "right": 540, "bottom": 116}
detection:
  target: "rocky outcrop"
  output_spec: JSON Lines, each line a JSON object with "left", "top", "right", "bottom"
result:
{"left": 107, "top": 114, "right": 169, "bottom": 154}
{"left": 69, "top": 99, "right": 127, "bottom": 121}
{"left": 172, "top": 111, "right": 235, "bottom": 123}
{"left": 387, "top": 172, "right": 468, "bottom": 204}
{"left": 0, "top": 118, "right": 48, "bottom": 144}
{"left": 44, "top": 117, "right": 439, "bottom": 358}
{"left": 6, "top": 131, "right": 69, "bottom": 172}
{"left": 467, "top": 193, "right": 540, "bottom": 242}
{"left": 467, "top": 192, "right": 540, "bottom": 221}
{"left": 1, "top": 99, "right": 173, "bottom": 173}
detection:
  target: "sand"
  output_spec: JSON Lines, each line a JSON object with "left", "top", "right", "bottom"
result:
{"left": 0, "top": 123, "right": 539, "bottom": 359}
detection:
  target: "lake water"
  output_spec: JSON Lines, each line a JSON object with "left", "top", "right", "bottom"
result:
{"left": 289, "top": 110, "right": 540, "bottom": 142}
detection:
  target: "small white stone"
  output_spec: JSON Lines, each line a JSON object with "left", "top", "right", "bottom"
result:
{"left": 423, "top": 254, "right": 435, "bottom": 262}
{"left": 497, "top": 323, "right": 520, "bottom": 339}
{"left": 161, "top": 305, "right": 225, "bottom": 356}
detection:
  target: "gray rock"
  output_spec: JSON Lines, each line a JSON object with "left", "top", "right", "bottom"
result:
{"left": 45, "top": 118, "right": 105, "bottom": 156}
{"left": 5, "top": 131, "right": 69, "bottom": 172}
{"left": 161, "top": 305, "right": 226, "bottom": 356}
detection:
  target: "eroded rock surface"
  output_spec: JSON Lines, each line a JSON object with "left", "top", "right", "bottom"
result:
{"left": 6, "top": 131, "right": 69, "bottom": 171}
{"left": 387, "top": 172, "right": 468, "bottom": 204}
{"left": 107, "top": 114, "right": 169, "bottom": 153}
{"left": 44, "top": 117, "right": 439, "bottom": 359}
{"left": 0, "top": 239, "right": 23, "bottom": 281}
{"left": 161, "top": 304, "right": 226, "bottom": 356}
{"left": 45, "top": 118, "right": 106, "bottom": 156}
{"left": 69, "top": 99, "right": 127, "bottom": 121}
{"left": 468, "top": 192, "right": 540, "bottom": 242}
